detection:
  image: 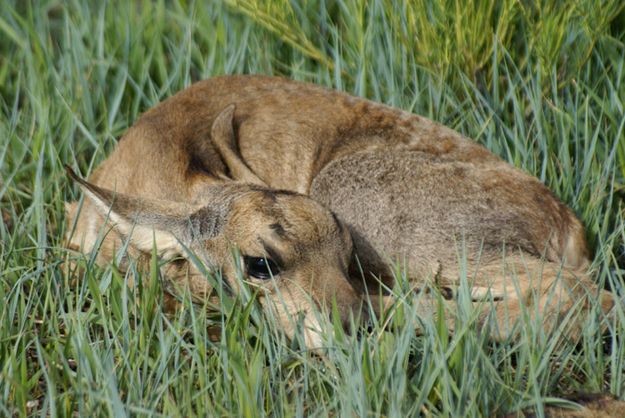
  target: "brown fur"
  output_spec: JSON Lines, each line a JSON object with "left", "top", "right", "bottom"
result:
{"left": 65, "top": 75, "right": 613, "bottom": 346}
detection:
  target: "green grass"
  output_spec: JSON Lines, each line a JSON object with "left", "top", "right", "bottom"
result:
{"left": 1, "top": 0, "right": 624, "bottom": 416}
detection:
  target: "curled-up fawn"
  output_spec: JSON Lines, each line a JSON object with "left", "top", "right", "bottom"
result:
{"left": 65, "top": 75, "right": 613, "bottom": 347}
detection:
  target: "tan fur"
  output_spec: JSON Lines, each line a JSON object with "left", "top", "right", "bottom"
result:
{"left": 64, "top": 75, "right": 613, "bottom": 346}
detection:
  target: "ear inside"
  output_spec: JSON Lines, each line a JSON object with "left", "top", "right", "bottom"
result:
{"left": 65, "top": 166, "right": 212, "bottom": 256}
{"left": 211, "top": 104, "right": 267, "bottom": 186}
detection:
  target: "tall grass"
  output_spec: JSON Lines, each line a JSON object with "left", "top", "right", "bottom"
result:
{"left": 0, "top": 0, "right": 624, "bottom": 416}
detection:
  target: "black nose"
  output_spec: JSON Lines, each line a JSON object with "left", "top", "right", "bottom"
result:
{"left": 355, "top": 321, "right": 376, "bottom": 342}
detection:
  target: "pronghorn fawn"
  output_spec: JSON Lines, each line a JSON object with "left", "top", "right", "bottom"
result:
{"left": 65, "top": 75, "right": 614, "bottom": 347}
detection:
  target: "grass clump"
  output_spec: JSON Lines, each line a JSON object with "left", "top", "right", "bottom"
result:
{"left": 0, "top": 0, "right": 624, "bottom": 416}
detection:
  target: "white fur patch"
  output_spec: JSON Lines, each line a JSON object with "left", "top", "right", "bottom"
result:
{"left": 82, "top": 187, "right": 180, "bottom": 255}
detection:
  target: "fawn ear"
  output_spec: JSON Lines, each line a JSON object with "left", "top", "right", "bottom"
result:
{"left": 211, "top": 104, "right": 267, "bottom": 186}
{"left": 65, "top": 166, "right": 226, "bottom": 255}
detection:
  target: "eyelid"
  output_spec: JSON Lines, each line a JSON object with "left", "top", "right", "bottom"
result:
{"left": 259, "top": 239, "right": 285, "bottom": 269}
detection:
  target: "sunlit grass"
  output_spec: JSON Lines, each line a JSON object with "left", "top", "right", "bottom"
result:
{"left": 0, "top": 0, "right": 624, "bottom": 416}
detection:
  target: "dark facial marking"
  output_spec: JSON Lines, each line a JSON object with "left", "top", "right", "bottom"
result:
{"left": 270, "top": 222, "right": 287, "bottom": 238}
{"left": 260, "top": 239, "right": 285, "bottom": 269}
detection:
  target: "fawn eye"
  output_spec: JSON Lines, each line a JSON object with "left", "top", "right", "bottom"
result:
{"left": 244, "top": 256, "right": 280, "bottom": 280}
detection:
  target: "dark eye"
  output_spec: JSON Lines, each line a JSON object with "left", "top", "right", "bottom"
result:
{"left": 244, "top": 256, "right": 280, "bottom": 280}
